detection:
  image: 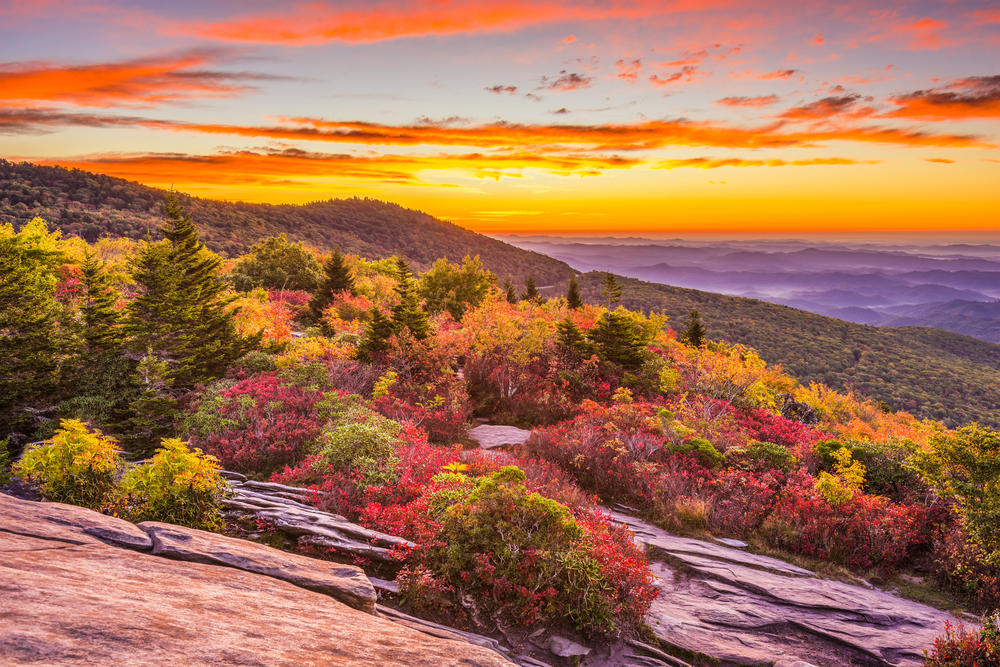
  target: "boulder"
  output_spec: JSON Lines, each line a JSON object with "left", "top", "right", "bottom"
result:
{"left": 468, "top": 425, "right": 532, "bottom": 450}
{"left": 140, "top": 521, "right": 377, "bottom": 614}
{"left": 0, "top": 536, "right": 515, "bottom": 666}
{"left": 0, "top": 492, "right": 152, "bottom": 551}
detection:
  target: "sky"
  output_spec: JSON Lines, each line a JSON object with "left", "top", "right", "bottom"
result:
{"left": 1, "top": 0, "right": 998, "bottom": 236}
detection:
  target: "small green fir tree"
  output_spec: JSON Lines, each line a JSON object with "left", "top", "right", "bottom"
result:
{"left": 309, "top": 245, "right": 356, "bottom": 321}
{"left": 566, "top": 275, "right": 584, "bottom": 310}
{"left": 503, "top": 278, "right": 518, "bottom": 304}
{"left": 80, "top": 252, "right": 125, "bottom": 355}
{"left": 521, "top": 274, "right": 542, "bottom": 303}
{"left": 389, "top": 257, "right": 430, "bottom": 340}
{"left": 601, "top": 272, "right": 623, "bottom": 308}
{"left": 681, "top": 309, "right": 707, "bottom": 348}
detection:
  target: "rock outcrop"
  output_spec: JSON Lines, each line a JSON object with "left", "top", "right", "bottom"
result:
{"left": 0, "top": 493, "right": 515, "bottom": 666}
{"left": 468, "top": 424, "right": 532, "bottom": 450}
{"left": 613, "top": 510, "right": 962, "bottom": 667}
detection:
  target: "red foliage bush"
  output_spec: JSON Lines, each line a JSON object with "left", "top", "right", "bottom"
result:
{"left": 763, "top": 471, "right": 927, "bottom": 570}
{"left": 187, "top": 374, "right": 323, "bottom": 473}
{"left": 707, "top": 468, "right": 784, "bottom": 537}
{"left": 924, "top": 615, "right": 1000, "bottom": 667}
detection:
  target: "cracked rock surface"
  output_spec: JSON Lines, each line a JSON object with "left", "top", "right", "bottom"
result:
{"left": 0, "top": 493, "right": 515, "bottom": 667}
{"left": 613, "top": 511, "right": 962, "bottom": 667}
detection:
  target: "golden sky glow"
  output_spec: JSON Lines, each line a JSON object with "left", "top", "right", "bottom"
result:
{"left": 2, "top": 0, "right": 998, "bottom": 235}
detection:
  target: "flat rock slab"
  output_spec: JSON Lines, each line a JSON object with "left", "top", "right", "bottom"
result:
{"left": 0, "top": 539, "right": 514, "bottom": 667}
{"left": 0, "top": 492, "right": 152, "bottom": 551}
{"left": 611, "top": 510, "right": 815, "bottom": 577}
{"left": 468, "top": 425, "right": 532, "bottom": 450}
{"left": 612, "top": 512, "right": 964, "bottom": 667}
{"left": 140, "top": 521, "right": 377, "bottom": 614}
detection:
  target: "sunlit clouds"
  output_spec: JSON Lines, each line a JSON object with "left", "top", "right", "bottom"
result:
{"left": 1, "top": 0, "right": 997, "bottom": 233}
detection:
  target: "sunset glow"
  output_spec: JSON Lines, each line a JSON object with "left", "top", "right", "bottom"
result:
{"left": 2, "top": 0, "right": 997, "bottom": 234}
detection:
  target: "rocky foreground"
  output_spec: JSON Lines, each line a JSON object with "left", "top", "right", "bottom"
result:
{"left": 0, "top": 484, "right": 968, "bottom": 667}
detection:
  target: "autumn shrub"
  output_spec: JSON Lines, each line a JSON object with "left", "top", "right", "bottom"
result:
{"left": 924, "top": 615, "right": 1000, "bottom": 666}
{"left": 120, "top": 438, "right": 226, "bottom": 530}
{"left": 851, "top": 438, "right": 926, "bottom": 503}
{"left": 14, "top": 419, "right": 122, "bottom": 508}
{"left": 231, "top": 351, "right": 277, "bottom": 375}
{"left": 761, "top": 471, "right": 926, "bottom": 570}
{"left": 372, "top": 378, "right": 472, "bottom": 443}
{"left": 736, "top": 406, "right": 823, "bottom": 449}
{"left": 725, "top": 440, "right": 797, "bottom": 473}
{"left": 932, "top": 523, "right": 1000, "bottom": 612}
{"left": 314, "top": 403, "right": 403, "bottom": 488}
{"left": 183, "top": 374, "right": 324, "bottom": 473}
{"left": 389, "top": 467, "right": 657, "bottom": 635}
{"left": 707, "top": 468, "right": 784, "bottom": 537}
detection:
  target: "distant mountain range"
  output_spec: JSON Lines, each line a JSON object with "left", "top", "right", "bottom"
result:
{"left": 498, "top": 235, "right": 1000, "bottom": 344}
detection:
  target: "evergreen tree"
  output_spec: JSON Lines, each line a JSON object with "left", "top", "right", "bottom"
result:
{"left": 503, "top": 278, "right": 518, "bottom": 304}
{"left": 0, "top": 235, "right": 59, "bottom": 440}
{"left": 521, "top": 274, "right": 542, "bottom": 304}
{"left": 309, "top": 245, "right": 356, "bottom": 321}
{"left": 588, "top": 311, "right": 645, "bottom": 371}
{"left": 681, "top": 309, "right": 707, "bottom": 348}
{"left": 601, "top": 272, "right": 623, "bottom": 308}
{"left": 355, "top": 309, "right": 395, "bottom": 360}
{"left": 80, "top": 252, "right": 125, "bottom": 354}
{"left": 556, "top": 316, "right": 593, "bottom": 358}
{"left": 566, "top": 275, "right": 584, "bottom": 310}
{"left": 125, "top": 195, "right": 258, "bottom": 390}
{"left": 389, "top": 257, "right": 430, "bottom": 340}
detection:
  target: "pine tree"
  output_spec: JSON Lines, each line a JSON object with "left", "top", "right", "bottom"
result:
{"left": 0, "top": 235, "right": 59, "bottom": 438}
{"left": 355, "top": 309, "right": 395, "bottom": 360}
{"left": 521, "top": 274, "right": 542, "bottom": 303}
{"left": 125, "top": 195, "right": 258, "bottom": 389}
{"left": 681, "top": 309, "right": 707, "bottom": 348}
{"left": 588, "top": 311, "right": 645, "bottom": 370}
{"left": 556, "top": 316, "right": 593, "bottom": 358}
{"left": 80, "top": 252, "right": 124, "bottom": 355}
{"left": 503, "top": 278, "right": 518, "bottom": 304}
{"left": 601, "top": 272, "right": 622, "bottom": 308}
{"left": 566, "top": 275, "right": 584, "bottom": 310}
{"left": 309, "top": 245, "right": 356, "bottom": 321}
{"left": 389, "top": 257, "right": 430, "bottom": 340}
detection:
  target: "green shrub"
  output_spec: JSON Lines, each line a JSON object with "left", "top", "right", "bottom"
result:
{"left": 316, "top": 405, "right": 402, "bottom": 488}
{"left": 403, "top": 466, "right": 657, "bottom": 635}
{"left": 233, "top": 351, "right": 277, "bottom": 375}
{"left": 726, "top": 440, "right": 797, "bottom": 473}
{"left": 672, "top": 437, "right": 725, "bottom": 468}
{"left": 14, "top": 419, "right": 122, "bottom": 508}
{"left": 917, "top": 425, "right": 1000, "bottom": 565}
{"left": 120, "top": 438, "right": 227, "bottom": 531}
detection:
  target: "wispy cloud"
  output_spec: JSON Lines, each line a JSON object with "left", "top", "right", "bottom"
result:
{"left": 655, "top": 157, "right": 879, "bottom": 169}
{"left": 714, "top": 94, "right": 780, "bottom": 108}
{"left": 540, "top": 71, "right": 593, "bottom": 91}
{"left": 0, "top": 50, "right": 286, "bottom": 108}
{"left": 485, "top": 85, "right": 518, "bottom": 95}
{"left": 884, "top": 75, "right": 1000, "bottom": 121}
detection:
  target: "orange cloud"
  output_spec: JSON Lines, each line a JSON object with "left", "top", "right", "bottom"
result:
{"left": 870, "top": 16, "right": 951, "bottom": 50}
{"left": 649, "top": 66, "right": 707, "bottom": 86}
{"left": 24, "top": 147, "right": 642, "bottom": 189}
{"left": 0, "top": 51, "right": 279, "bottom": 108}
{"left": 884, "top": 76, "right": 1000, "bottom": 121}
{"left": 778, "top": 94, "right": 876, "bottom": 121}
{"left": 714, "top": 95, "right": 780, "bottom": 107}
{"left": 615, "top": 58, "right": 643, "bottom": 82}
{"left": 655, "top": 157, "right": 878, "bottom": 169}
{"left": 4, "top": 106, "right": 989, "bottom": 151}
{"left": 759, "top": 69, "right": 798, "bottom": 81}
{"left": 174, "top": 0, "right": 722, "bottom": 45}
{"left": 810, "top": 33, "right": 824, "bottom": 45}
{"left": 923, "top": 158, "right": 954, "bottom": 164}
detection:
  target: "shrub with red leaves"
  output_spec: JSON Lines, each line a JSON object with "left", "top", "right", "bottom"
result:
{"left": 763, "top": 471, "right": 927, "bottom": 570}
{"left": 924, "top": 615, "right": 1000, "bottom": 667}
{"left": 184, "top": 373, "right": 323, "bottom": 473}
{"left": 707, "top": 468, "right": 784, "bottom": 537}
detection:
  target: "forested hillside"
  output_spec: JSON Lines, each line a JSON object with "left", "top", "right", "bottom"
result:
{"left": 0, "top": 160, "right": 572, "bottom": 284}
{"left": 569, "top": 272, "right": 1000, "bottom": 427}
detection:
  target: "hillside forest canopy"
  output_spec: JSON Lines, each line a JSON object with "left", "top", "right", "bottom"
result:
{"left": 4, "top": 160, "right": 999, "bottom": 428}
{"left": 3, "top": 197, "right": 1000, "bottom": 643}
